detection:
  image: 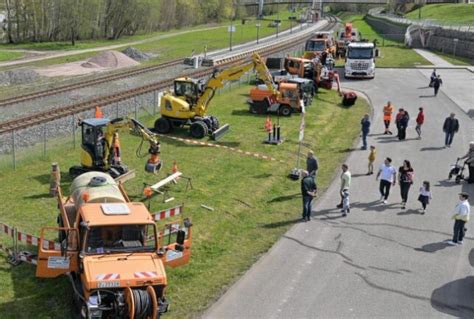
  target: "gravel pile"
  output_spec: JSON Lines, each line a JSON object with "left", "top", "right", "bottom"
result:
{"left": 82, "top": 50, "right": 140, "bottom": 69}
{"left": 122, "top": 47, "right": 154, "bottom": 61}
{"left": 0, "top": 69, "right": 40, "bottom": 86}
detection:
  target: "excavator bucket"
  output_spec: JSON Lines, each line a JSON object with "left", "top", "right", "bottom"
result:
{"left": 145, "top": 161, "right": 162, "bottom": 174}
{"left": 211, "top": 124, "right": 230, "bottom": 141}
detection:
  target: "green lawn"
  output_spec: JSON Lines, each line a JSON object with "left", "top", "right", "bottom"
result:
{"left": 405, "top": 4, "right": 474, "bottom": 25}
{"left": 0, "top": 11, "right": 301, "bottom": 68}
{"left": 0, "top": 51, "right": 23, "bottom": 61}
{"left": 335, "top": 13, "right": 431, "bottom": 67}
{"left": 0, "top": 82, "right": 368, "bottom": 318}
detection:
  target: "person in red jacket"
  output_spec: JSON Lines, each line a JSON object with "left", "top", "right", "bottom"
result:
{"left": 415, "top": 107, "right": 424, "bottom": 139}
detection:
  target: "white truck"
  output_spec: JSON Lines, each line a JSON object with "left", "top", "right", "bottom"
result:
{"left": 344, "top": 42, "right": 378, "bottom": 79}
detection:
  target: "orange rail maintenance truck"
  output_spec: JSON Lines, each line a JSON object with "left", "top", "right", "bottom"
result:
{"left": 35, "top": 171, "right": 192, "bottom": 318}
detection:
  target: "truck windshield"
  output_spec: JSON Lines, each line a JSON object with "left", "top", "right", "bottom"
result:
{"left": 305, "top": 40, "right": 325, "bottom": 52}
{"left": 348, "top": 48, "right": 373, "bottom": 59}
{"left": 85, "top": 224, "right": 157, "bottom": 254}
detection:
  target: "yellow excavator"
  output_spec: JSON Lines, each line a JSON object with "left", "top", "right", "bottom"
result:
{"left": 154, "top": 53, "right": 279, "bottom": 139}
{"left": 69, "top": 117, "right": 162, "bottom": 178}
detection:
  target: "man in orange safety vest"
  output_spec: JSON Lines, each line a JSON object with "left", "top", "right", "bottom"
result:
{"left": 383, "top": 101, "right": 394, "bottom": 135}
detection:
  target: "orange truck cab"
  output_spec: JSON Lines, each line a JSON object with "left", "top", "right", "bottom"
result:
{"left": 303, "top": 31, "right": 336, "bottom": 59}
{"left": 36, "top": 172, "right": 192, "bottom": 319}
{"left": 249, "top": 82, "right": 303, "bottom": 116}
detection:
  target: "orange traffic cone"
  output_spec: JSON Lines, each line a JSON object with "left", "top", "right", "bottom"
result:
{"left": 171, "top": 160, "right": 180, "bottom": 182}
{"left": 264, "top": 116, "right": 272, "bottom": 132}
{"left": 95, "top": 106, "right": 103, "bottom": 118}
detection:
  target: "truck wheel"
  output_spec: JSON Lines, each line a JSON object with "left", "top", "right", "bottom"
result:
{"left": 209, "top": 116, "right": 220, "bottom": 131}
{"left": 190, "top": 121, "right": 208, "bottom": 139}
{"left": 280, "top": 105, "right": 292, "bottom": 117}
{"left": 154, "top": 117, "right": 171, "bottom": 134}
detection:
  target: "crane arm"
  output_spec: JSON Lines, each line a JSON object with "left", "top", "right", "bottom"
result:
{"left": 193, "top": 53, "right": 280, "bottom": 117}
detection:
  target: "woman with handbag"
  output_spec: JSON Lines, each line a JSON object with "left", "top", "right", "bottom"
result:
{"left": 398, "top": 160, "right": 414, "bottom": 209}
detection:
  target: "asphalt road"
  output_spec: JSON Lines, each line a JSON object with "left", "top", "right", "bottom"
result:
{"left": 204, "top": 68, "right": 474, "bottom": 318}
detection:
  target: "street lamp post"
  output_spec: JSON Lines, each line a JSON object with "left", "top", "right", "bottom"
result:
{"left": 289, "top": 16, "right": 296, "bottom": 34}
{"left": 256, "top": 22, "right": 261, "bottom": 44}
{"left": 228, "top": 20, "right": 235, "bottom": 51}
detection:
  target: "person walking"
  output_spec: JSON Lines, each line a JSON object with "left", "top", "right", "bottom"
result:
{"left": 301, "top": 170, "right": 317, "bottom": 222}
{"left": 360, "top": 114, "right": 371, "bottom": 150}
{"left": 398, "top": 160, "right": 414, "bottom": 209}
{"left": 367, "top": 145, "right": 376, "bottom": 175}
{"left": 395, "top": 108, "right": 404, "bottom": 139}
{"left": 398, "top": 110, "right": 410, "bottom": 141}
{"left": 415, "top": 107, "right": 424, "bottom": 139}
{"left": 458, "top": 141, "right": 474, "bottom": 183}
{"left": 383, "top": 102, "right": 394, "bottom": 135}
{"left": 376, "top": 157, "right": 397, "bottom": 204}
{"left": 418, "top": 181, "right": 432, "bottom": 214}
{"left": 443, "top": 113, "right": 459, "bottom": 148}
{"left": 306, "top": 150, "right": 319, "bottom": 178}
{"left": 433, "top": 74, "right": 443, "bottom": 96}
{"left": 337, "top": 164, "right": 351, "bottom": 209}
{"left": 429, "top": 69, "right": 437, "bottom": 87}
{"left": 447, "top": 192, "right": 470, "bottom": 246}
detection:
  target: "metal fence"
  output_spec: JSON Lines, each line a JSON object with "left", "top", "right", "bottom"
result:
{"left": 0, "top": 49, "right": 305, "bottom": 171}
{"left": 368, "top": 8, "right": 474, "bottom": 32}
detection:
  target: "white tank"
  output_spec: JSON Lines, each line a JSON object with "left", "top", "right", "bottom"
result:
{"left": 70, "top": 172, "right": 125, "bottom": 209}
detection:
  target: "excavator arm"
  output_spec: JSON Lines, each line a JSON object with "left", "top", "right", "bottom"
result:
{"left": 105, "top": 118, "right": 162, "bottom": 173}
{"left": 193, "top": 53, "right": 280, "bottom": 117}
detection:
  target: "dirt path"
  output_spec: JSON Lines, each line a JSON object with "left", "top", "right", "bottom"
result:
{"left": 0, "top": 25, "right": 223, "bottom": 68}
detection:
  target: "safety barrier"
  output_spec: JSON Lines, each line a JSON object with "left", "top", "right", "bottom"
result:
{"left": 152, "top": 205, "right": 183, "bottom": 221}
{"left": 0, "top": 221, "right": 60, "bottom": 266}
{"left": 158, "top": 134, "right": 286, "bottom": 163}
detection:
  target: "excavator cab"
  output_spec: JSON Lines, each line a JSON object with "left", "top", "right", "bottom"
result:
{"left": 174, "top": 78, "right": 200, "bottom": 105}
{"left": 79, "top": 118, "right": 111, "bottom": 170}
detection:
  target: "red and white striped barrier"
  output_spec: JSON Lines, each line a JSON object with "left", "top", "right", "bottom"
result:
{"left": 96, "top": 273, "right": 120, "bottom": 280}
{"left": 1, "top": 222, "right": 14, "bottom": 237}
{"left": 16, "top": 230, "right": 61, "bottom": 251}
{"left": 134, "top": 271, "right": 158, "bottom": 279}
{"left": 152, "top": 205, "right": 183, "bottom": 221}
{"left": 17, "top": 251, "right": 37, "bottom": 265}
{"left": 158, "top": 134, "right": 285, "bottom": 163}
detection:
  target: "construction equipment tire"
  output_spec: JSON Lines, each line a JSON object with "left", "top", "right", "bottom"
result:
{"left": 154, "top": 117, "right": 171, "bottom": 134}
{"left": 209, "top": 116, "right": 220, "bottom": 131}
{"left": 190, "top": 121, "right": 208, "bottom": 139}
{"left": 280, "top": 105, "right": 292, "bottom": 117}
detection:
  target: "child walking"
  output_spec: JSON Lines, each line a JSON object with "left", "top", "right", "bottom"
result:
{"left": 418, "top": 181, "right": 432, "bottom": 214}
{"left": 367, "top": 145, "right": 376, "bottom": 175}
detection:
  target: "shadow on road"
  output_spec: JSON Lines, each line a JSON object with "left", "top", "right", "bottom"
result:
{"left": 431, "top": 276, "right": 474, "bottom": 318}
{"left": 420, "top": 146, "right": 445, "bottom": 151}
{"left": 397, "top": 209, "right": 420, "bottom": 216}
{"left": 414, "top": 241, "right": 450, "bottom": 253}
{"left": 419, "top": 95, "right": 435, "bottom": 98}
{"left": 261, "top": 218, "right": 301, "bottom": 229}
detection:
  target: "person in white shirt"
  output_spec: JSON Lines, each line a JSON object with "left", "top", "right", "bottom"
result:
{"left": 376, "top": 157, "right": 397, "bottom": 204}
{"left": 337, "top": 164, "right": 351, "bottom": 209}
{"left": 417, "top": 181, "right": 432, "bottom": 214}
{"left": 447, "top": 192, "right": 471, "bottom": 246}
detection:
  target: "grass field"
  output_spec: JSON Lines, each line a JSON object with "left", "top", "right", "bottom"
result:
{"left": 0, "top": 11, "right": 300, "bottom": 68}
{"left": 405, "top": 4, "right": 474, "bottom": 25}
{"left": 335, "top": 13, "right": 431, "bottom": 68}
{"left": 0, "top": 51, "right": 24, "bottom": 61}
{"left": 0, "top": 82, "right": 368, "bottom": 318}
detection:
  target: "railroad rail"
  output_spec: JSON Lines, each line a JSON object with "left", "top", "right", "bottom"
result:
{"left": 0, "top": 16, "right": 339, "bottom": 136}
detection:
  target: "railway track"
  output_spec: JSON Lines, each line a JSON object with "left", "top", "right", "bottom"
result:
{"left": 0, "top": 16, "right": 339, "bottom": 136}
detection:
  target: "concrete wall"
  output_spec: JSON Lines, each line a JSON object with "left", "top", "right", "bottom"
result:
{"left": 366, "top": 14, "right": 474, "bottom": 60}
{"left": 365, "top": 15, "right": 408, "bottom": 42}
{"left": 428, "top": 28, "right": 474, "bottom": 59}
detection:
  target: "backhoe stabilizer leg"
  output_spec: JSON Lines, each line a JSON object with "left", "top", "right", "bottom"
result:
{"left": 211, "top": 124, "right": 230, "bottom": 140}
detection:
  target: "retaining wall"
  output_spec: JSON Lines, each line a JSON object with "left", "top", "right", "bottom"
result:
{"left": 366, "top": 14, "right": 474, "bottom": 60}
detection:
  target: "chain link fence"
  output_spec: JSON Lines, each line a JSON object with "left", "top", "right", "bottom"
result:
{"left": 0, "top": 47, "right": 305, "bottom": 172}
